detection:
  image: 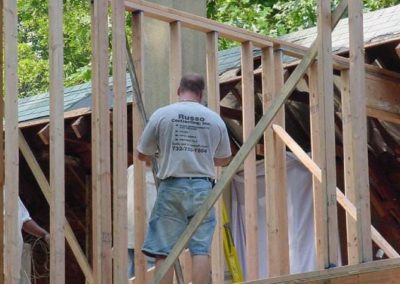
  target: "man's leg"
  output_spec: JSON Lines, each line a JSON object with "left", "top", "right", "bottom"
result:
{"left": 155, "top": 257, "right": 174, "bottom": 284}
{"left": 192, "top": 255, "right": 211, "bottom": 284}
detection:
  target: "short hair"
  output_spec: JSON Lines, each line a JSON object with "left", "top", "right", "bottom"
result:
{"left": 178, "top": 73, "right": 205, "bottom": 96}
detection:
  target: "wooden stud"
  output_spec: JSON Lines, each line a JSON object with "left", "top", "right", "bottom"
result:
{"left": 112, "top": 0, "right": 128, "bottom": 281}
{"left": 169, "top": 21, "right": 182, "bottom": 103}
{"left": 308, "top": 62, "right": 326, "bottom": 269}
{"left": 91, "top": 0, "right": 112, "bottom": 282}
{"left": 18, "top": 131, "right": 94, "bottom": 283}
{"left": 347, "top": 0, "right": 373, "bottom": 263}
{"left": 71, "top": 116, "right": 88, "bottom": 139}
{"left": 153, "top": 2, "right": 350, "bottom": 281}
{"left": 262, "top": 46, "right": 289, "bottom": 277}
{"left": 38, "top": 123, "right": 50, "bottom": 145}
{"left": 395, "top": 43, "right": 400, "bottom": 59}
{"left": 272, "top": 124, "right": 399, "bottom": 259}
{"left": 0, "top": 0, "right": 4, "bottom": 278}
{"left": 241, "top": 41, "right": 258, "bottom": 280}
{"left": 4, "top": 0, "right": 20, "bottom": 282}
{"left": 49, "top": 0, "right": 65, "bottom": 281}
{"left": 317, "top": 0, "right": 339, "bottom": 268}
{"left": 132, "top": 11, "right": 148, "bottom": 284}
{"left": 207, "top": 31, "right": 224, "bottom": 284}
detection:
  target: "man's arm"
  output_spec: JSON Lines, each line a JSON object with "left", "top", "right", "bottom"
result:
{"left": 214, "top": 156, "right": 231, "bottom": 167}
{"left": 136, "top": 150, "right": 153, "bottom": 164}
{"left": 22, "top": 220, "right": 49, "bottom": 243}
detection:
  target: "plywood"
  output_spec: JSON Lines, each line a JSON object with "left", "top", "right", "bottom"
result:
{"left": 49, "top": 0, "right": 65, "bottom": 281}
{"left": 308, "top": 63, "right": 326, "bottom": 269}
{"left": 112, "top": 0, "right": 128, "bottom": 281}
{"left": 91, "top": 0, "right": 112, "bottom": 282}
{"left": 4, "top": 0, "right": 20, "bottom": 282}
{"left": 170, "top": 21, "right": 182, "bottom": 103}
{"left": 317, "top": 0, "right": 339, "bottom": 267}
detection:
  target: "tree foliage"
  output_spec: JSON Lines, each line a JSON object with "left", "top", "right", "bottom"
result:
{"left": 16, "top": 0, "right": 400, "bottom": 97}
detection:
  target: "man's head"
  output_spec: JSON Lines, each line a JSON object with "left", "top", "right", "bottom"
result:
{"left": 177, "top": 73, "right": 205, "bottom": 99}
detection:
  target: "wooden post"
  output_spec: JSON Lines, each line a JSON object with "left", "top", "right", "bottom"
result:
{"left": 262, "top": 46, "right": 289, "bottom": 277}
{"left": 308, "top": 62, "right": 326, "bottom": 269}
{"left": 207, "top": 31, "right": 224, "bottom": 284}
{"left": 317, "top": 0, "right": 339, "bottom": 268}
{"left": 112, "top": 0, "right": 128, "bottom": 282}
{"left": 132, "top": 11, "right": 148, "bottom": 284}
{"left": 170, "top": 21, "right": 182, "bottom": 103}
{"left": 4, "top": 0, "right": 19, "bottom": 282}
{"left": 347, "top": 0, "right": 373, "bottom": 263}
{"left": 91, "top": 0, "right": 112, "bottom": 282}
{"left": 241, "top": 41, "right": 258, "bottom": 280}
{"left": 49, "top": 0, "right": 65, "bottom": 282}
{"left": 0, "top": 0, "right": 4, "bottom": 279}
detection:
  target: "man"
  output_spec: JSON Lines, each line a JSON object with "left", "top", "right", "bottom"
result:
{"left": 137, "top": 73, "right": 231, "bottom": 284}
{"left": 127, "top": 164, "right": 157, "bottom": 278}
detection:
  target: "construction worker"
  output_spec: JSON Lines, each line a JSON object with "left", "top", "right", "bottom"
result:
{"left": 137, "top": 73, "right": 231, "bottom": 284}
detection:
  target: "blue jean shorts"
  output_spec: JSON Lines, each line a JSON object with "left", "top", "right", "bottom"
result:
{"left": 142, "top": 177, "right": 216, "bottom": 257}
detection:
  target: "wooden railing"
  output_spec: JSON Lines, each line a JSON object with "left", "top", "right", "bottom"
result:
{"left": 2, "top": 0, "right": 400, "bottom": 283}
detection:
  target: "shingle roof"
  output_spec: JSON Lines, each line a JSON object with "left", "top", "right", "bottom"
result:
{"left": 18, "top": 4, "right": 400, "bottom": 124}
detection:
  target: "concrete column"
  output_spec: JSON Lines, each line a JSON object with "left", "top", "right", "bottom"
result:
{"left": 143, "top": 0, "right": 207, "bottom": 114}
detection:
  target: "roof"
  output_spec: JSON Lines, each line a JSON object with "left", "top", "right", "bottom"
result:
{"left": 18, "top": 4, "right": 400, "bottom": 124}
{"left": 218, "top": 4, "right": 400, "bottom": 74}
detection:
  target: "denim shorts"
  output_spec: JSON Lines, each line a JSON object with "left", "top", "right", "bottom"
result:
{"left": 142, "top": 177, "right": 216, "bottom": 257}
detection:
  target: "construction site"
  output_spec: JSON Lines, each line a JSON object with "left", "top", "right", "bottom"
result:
{"left": 2, "top": 0, "right": 400, "bottom": 283}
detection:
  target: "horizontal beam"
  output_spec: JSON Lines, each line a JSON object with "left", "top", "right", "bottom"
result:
{"left": 245, "top": 258, "right": 400, "bottom": 284}
{"left": 272, "top": 124, "right": 399, "bottom": 259}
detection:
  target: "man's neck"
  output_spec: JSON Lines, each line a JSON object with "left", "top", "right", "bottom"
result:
{"left": 178, "top": 92, "right": 201, "bottom": 103}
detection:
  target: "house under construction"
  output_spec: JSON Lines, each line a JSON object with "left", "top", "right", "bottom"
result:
{"left": 2, "top": 0, "right": 400, "bottom": 283}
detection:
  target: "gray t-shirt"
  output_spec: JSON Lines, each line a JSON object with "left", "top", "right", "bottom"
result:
{"left": 137, "top": 101, "right": 231, "bottom": 179}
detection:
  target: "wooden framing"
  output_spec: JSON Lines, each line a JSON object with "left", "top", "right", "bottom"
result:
{"left": 241, "top": 40, "right": 259, "bottom": 280}
{"left": 169, "top": 21, "right": 182, "bottom": 103}
{"left": 112, "top": 0, "right": 128, "bottom": 281}
{"left": 308, "top": 63, "right": 326, "bottom": 269}
{"left": 0, "top": 0, "right": 3, "bottom": 278}
{"left": 49, "top": 0, "right": 65, "bottom": 281}
{"left": 4, "top": 0, "right": 20, "bottom": 282}
{"left": 132, "top": 11, "right": 148, "bottom": 284}
{"left": 395, "top": 43, "right": 400, "bottom": 59}
{"left": 91, "top": 0, "right": 112, "bottom": 282}
{"left": 316, "top": 0, "right": 339, "bottom": 268}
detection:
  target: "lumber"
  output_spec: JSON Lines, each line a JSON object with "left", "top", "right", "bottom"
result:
{"left": 395, "top": 43, "right": 400, "bottom": 59}
{"left": 367, "top": 108, "right": 400, "bottom": 124}
{"left": 112, "top": 0, "right": 128, "bottom": 281}
{"left": 132, "top": 11, "right": 148, "bottom": 284}
{"left": 262, "top": 46, "right": 289, "bottom": 277}
{"left": 71, "top": 116, "right": 88, "bottom": 139}
{"left": 49, "top": 0, "right": 65, "bottom": 281}
{"left": 244, "top": 258, "right": 400, "bottom": 284}
{"left": 169, "top": 21, "right": 182, "bottom": 103}
{"left": 0, "top": 0, "right": 3, "bottom": 277}
{"left": 4, "top": 0, "right": 20, "bottom": 282}
{"left": 241, "top": 40, "right": 258, "bottom": 280}
{"left": 91, "top": 0, "right": 112, "bottom": 282}
{"left": 153, "top": 1, "right": 349, "bottom": 282}
{"left": 18, "top": 130, "right": 94, "bottom": 283}
{"left": 38, "top": 123, "right": 50, "bottom": 145}
{"left": 271, "top": 124, "right": 399, "bottom": 259}
{"left": 317, "top": 0, "right": 339, "bottom": 267}
{"left": 307, "top": 63, "right": 326, "bottom": 269}
{"left": 207, "top": 31, "right": 224, "bottom": 284}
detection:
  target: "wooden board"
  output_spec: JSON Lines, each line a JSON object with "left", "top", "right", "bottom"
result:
{"left": 241, "top": 41, "right": 259, "bottom": 280}
{"left": 0, "top": 0, "right": 4, "bottom": 278}
{"left": 91, "top": 0, "right": 112, "bottom": 282}
{"left": 169, "top": 21, "right": 182, "bottom": 103}
{"left": 207, "top": 31, "right": 224, "bottom": 284}
{"left": 49, "top": 0, "right": 65, "bottom": 281}
{"left": 112, "top": 0, "right": 128, "bottom": 281}
{"left": 308, "top": 62, "right": 326, "bottom": 269}
{"left": 4, "top": 0, "right": 20, "bottom": 282}
{"left": 317, "top": 0, "right": 339, "bottom": 267}
{"left": 132, "top": 11, "right": 148, "bottom": 284}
